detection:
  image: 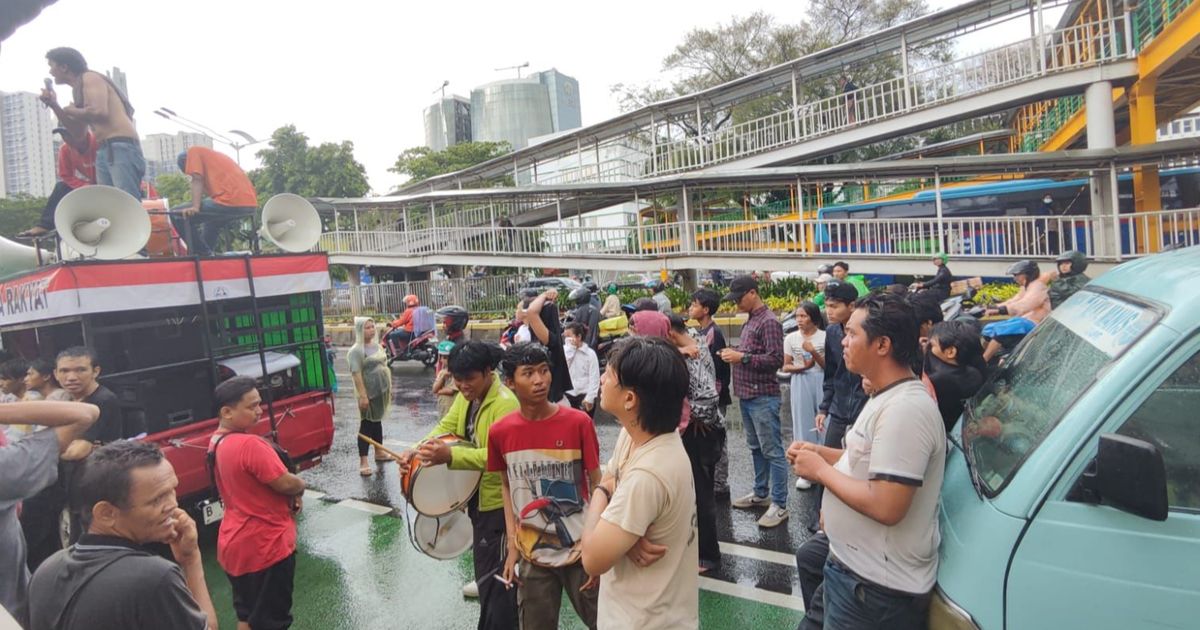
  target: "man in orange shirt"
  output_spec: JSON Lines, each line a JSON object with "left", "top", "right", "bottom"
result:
{"left": 171, "top": 147, "right": 259, "bottom": 256}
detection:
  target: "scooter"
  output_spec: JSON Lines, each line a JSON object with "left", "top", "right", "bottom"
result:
{"left": 384, "top": 327, "right": 439, "bottom": 368}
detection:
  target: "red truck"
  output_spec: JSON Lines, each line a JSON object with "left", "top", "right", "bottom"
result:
{"left": 0, "top": 252, "right": 336, "bottom": 523}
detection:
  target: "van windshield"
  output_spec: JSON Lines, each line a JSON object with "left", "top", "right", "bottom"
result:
{"left": 963, "top": 290, "right": 1159, "bottom": 496}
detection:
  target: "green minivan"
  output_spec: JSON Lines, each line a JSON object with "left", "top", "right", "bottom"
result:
{"left": 930, "top": 245, "right": 1199, "bottom": 629}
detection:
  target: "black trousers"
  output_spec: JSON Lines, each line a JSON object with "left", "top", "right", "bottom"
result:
{"left": 682, "top": 424, "right": 726, "bottom": 566}
{"left": 20, "top": 481, "right": 66, "bottom": 572}
{"left": 564, "top": 393, "right": 596, "bottom": 419}
{"left": 37, "top": 181, "right": 75, "bottom": 230}
{"left": 470, "top": 505, "right": 518, "bottom": 630}
{"left": 808, "top": 418, "right": 852, "bottom": 532}
{"left": 796, "top": 532, "right": 830, "bottom": 630}
{"left": 357, "top": 419, "right": 383, "bottom": 457}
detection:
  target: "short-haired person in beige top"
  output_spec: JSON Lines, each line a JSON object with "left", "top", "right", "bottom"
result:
{"left": 581, "top": 337, "right": 699, "bottom": 630}
{"left": 788, "top": 293, "right": 945, "bottom": 630}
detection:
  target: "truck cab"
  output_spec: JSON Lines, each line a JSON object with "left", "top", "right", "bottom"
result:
{"left": 931, "top": 246, "right": 1200, "bottom": 629}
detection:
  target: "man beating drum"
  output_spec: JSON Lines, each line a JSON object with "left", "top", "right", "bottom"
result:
{"left": 395, "top": 342, "right": 520, "bottom": 630}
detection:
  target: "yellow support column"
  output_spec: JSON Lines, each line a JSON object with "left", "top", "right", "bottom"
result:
{"left": 1128, "top": 77, "right": 1162, "bottom": 253}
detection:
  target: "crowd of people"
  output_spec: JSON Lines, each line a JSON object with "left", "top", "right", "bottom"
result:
{"left": 343, "top": 258, "right": 1041, "bottom": 630}
{"left": 0, "top": 247, "right": 1097, "bottom": 630}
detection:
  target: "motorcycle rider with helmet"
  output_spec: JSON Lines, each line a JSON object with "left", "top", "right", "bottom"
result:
{"left": 1045, "top": 250, "right": 1091, "bottom": 309}
{"left": 583, "top": 281, "right": 601, "bottom": 309}
{"left": 981, "top": 260, "right": 1050, "bottom": 362}
{"left": 568, "top": 286, "right": 601, "bottom": 349}
{"left": 385, "top": 294, "right": 422, "bottom": 354}
{"left": 913, "top": 253, "right": 953, "bottom": 302}
{"left": 436, "top": 305, "right": 471, "bottom": 348}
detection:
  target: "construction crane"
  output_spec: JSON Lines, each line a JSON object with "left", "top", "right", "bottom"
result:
{"left": 494, "top": 62, "right": 530, "bottom": 78}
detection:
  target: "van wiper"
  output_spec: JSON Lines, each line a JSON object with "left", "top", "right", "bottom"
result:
{"left": 960, "top": 400, "right": 986, "bottom": 498}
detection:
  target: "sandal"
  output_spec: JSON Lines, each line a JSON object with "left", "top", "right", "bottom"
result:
{"left": 359, "top": 466, "right": 372, "bottom": 476}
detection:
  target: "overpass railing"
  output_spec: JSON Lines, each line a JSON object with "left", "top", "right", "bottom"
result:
{"left": 322, "top": 207, "right": 1198, "bottom": 262}
{"left": 650, "top": 15, "right": 1129, "bottom": 175}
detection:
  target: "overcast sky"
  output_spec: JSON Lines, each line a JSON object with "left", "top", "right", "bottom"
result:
{"left": 3, "top": 0, "right": 1026, "bottom": 194}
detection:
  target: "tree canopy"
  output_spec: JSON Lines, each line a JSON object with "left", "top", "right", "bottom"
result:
{"left": 390, "top": 141, "right": 512, "bottom": 185}
{"left": 249, "top": 125, "right": 370, "bottom": 203}
{"left": 612, "top": 0, "right": 949, "bottom": 140}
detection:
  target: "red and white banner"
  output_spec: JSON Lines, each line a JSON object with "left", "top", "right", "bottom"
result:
{"left": 0, "top": 254, "right": 330, "bottom": 327}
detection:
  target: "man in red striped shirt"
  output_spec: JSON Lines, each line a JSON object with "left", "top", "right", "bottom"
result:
{"left": 20, "top": 126, "right": 96, "bottom": 238}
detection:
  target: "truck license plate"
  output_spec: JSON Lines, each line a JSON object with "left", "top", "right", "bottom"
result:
{"left": 202, "top": 500, "right": 225, "bottom": 525}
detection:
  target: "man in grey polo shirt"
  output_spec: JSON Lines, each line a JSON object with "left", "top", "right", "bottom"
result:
{"left": 788, "top": 293, "right": 945, "bottom": 629}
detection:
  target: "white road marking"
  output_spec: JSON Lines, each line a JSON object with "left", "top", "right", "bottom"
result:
{"left": 338, "top": 499, "right": 395, "bottom": 516}
{"left": 719, "top": 541, "right": 797, "bottom": 568}
{"left": 699, "top": 576, "right": 805, "bottom": 612}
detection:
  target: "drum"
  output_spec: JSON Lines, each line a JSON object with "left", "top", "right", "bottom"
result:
{"left": 412, "top": 509, "right": 473, "bottom": 560}
{"left": 401, "top": 434, "right": 482, "bottom": 517}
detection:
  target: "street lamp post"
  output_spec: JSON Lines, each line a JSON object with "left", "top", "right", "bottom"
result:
{"left": 153, "top": 108, "right": 265, "bottom": 166}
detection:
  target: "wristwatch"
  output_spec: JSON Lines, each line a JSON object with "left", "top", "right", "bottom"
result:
{"left": 740, "top": 354, "right": 751, "bottom": 365}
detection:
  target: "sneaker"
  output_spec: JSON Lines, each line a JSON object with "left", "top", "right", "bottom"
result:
{"left": 757, "top": 504, "right": 789, "bottom": 528}
{"left": 731, "top": 493, "right": 771, "bottom": 509}
{"left": 795, "top": 477, "right": 813, "bottom": 490}
{"left": 461, "top": 580, "right": 479, "bottom": 598}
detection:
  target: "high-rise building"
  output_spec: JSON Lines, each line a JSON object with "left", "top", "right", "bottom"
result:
{"left": 424, "top": 96, "right": 472, "bottom": 151}
{"left": 106, "top": 67, "right": 129, "bottom": 103}
{"left": 1, "top": 91, "right": 57, "bottom": 198}
{"left": 534, "top": 69, "right": 581, "bottom": 134}
{"left": 470, "top": 68, "right": 582, "bottom": 151}
{"left": 141, "top": 131, "right": 213, "bottom": 182}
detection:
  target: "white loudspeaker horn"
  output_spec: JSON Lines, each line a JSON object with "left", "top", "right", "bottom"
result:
{"left": 55, "top": 185, "right": 151, "bottom": 260}
{"left": 0, "top": 236, "right": 50, "bottom": 278}
{"left": 260, "top": 193, "right": 321, "bottom": 252}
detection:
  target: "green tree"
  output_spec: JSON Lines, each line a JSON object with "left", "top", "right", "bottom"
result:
{"left": 612, "top": 1, "right": 950, "bottom": 146}
{"left": 0, "top": 195, "right": 46, "bottom": 239}
{"left": 249, "top": 125, "right": 371, "bottom": 204}
{"left": 155, "top": 173, "right": 191, "bottom": 206}
{"left": 390, "top": 141, "right": 512, "bottom": 185}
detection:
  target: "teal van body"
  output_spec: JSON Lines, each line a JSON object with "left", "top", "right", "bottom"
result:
{"left": 932, "top": 245, "right": 1200, "bottom": 629}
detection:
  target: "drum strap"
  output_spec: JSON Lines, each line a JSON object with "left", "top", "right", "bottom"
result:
{"left": 464, "top": 400, "right": 482, "bottom": 442}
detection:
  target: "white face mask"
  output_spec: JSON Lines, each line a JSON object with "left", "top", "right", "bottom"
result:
{"left": 1043, "top": 196, "right": 1053, "bottom": 204}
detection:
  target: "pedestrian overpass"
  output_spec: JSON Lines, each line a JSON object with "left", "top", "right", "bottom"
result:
{"left": 322, "top": 142, "right": 1200, "bottom": 277}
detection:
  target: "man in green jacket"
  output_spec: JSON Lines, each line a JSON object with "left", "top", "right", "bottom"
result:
{"left": 832, "top": 261, "right": 869, "bottom": 297}
{"left": 398, "top": 341, "right": 518, "bottom": 630}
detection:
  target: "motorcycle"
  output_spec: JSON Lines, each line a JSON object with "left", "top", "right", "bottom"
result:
{"left": 384, "top": 327, "right": 439, "bottom": 368}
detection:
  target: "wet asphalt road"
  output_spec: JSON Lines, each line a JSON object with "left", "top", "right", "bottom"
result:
{"left": 199, "top": 351, "right": 820, "bottom": 628}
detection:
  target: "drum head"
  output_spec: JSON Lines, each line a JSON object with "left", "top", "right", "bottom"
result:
{"left": 413, "top": 510, "right": 473, "bottom": 560}
{"left": 405, "top": 436, "right": 482, "bottom": 517}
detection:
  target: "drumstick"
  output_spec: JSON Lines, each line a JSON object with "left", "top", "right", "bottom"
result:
{"left": 357, "top": 434, "right": 405, "bottom": 461}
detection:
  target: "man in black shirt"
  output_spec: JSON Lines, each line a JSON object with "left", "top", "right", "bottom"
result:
{"left": 55, "top": 346, "right": 140, "bottom": 442}
{"left": 29, "top": 441, "right": 216, "bottom": 630}
{"left": 914, "top": 254, "right": 952, "bottom": 303}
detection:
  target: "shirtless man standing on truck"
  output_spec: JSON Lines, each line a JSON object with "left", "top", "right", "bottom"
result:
{"left": 33, "top": 47, "right": 144, "bottom": 237}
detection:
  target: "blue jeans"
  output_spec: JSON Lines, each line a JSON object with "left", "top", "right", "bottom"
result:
{"left": 95, "top": 139, "right": 145, "bottom": 201}
{"left": 170, "top": 198, "right": 256, "bottom": 256}
{"left": 823, "top": 557, "right": 930, "bottom": 630}
{"left": 740, "top": 395, "right": 788, "bottom": 507}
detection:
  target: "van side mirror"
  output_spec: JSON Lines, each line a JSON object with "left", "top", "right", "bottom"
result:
{"left": 1071, "top": 434, "right": 1168, "bottom": 521}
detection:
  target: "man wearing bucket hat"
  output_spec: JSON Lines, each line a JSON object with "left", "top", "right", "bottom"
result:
{"left": 717, "top": 275, "right": 788, "bottom": 528}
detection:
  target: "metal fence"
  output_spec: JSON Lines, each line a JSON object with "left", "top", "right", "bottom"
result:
{"left": 322, "top": 207, "right": 1200, "bottom": 264}
{"left": 322, "top": 275, "right": 526, "bottom": 319}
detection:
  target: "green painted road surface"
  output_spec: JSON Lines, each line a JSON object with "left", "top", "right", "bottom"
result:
{"left": 200, "top": 492, "right": 804, "bottom": 630}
